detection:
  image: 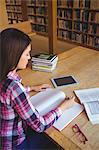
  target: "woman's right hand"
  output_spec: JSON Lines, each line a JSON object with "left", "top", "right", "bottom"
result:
{"left": 59, "top": 96, "right": 76, "bottom": 112}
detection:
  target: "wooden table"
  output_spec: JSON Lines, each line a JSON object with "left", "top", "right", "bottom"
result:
{"left": 18, "top": 46, "right": 99, "bottom": 150}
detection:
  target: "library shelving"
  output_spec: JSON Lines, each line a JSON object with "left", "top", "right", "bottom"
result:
{"left": 5, "top": 0, "right": 23, "bottom": 24}
{"left": 27, "top": 0, "right": 48, "bottom": 36}
{"left": 5, "top": 0, "right": 99, "bottom": 50}
{"left": 57, "top": 0, "right": 99, "bottom": 50}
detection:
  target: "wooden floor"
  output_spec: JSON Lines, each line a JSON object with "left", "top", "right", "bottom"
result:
{"left": 31, "top": 34, "right": 77, "bottom": 55}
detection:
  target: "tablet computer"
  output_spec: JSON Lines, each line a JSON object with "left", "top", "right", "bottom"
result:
{"left": 51, "top": 75, "right": 78, "bottom": 88}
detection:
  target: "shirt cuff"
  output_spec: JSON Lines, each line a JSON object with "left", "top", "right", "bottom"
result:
{"left": 54, "top": 107, "right": 62, "bottom": 118}
{"left": 25, "top": 86, "right": 31, "bottom": 92}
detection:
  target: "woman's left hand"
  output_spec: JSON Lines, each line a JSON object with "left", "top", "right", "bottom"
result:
{"left": 30, "top": 84, "right": 51, "bottom": 92}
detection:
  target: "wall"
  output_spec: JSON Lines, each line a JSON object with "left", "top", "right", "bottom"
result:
{"left": 0, "top": 0, "right": 8, "bottom": 31}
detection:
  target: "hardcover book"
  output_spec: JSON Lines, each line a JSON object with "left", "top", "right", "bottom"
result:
{"left": 32, "top": 53, "right": 58, "bottom": 63}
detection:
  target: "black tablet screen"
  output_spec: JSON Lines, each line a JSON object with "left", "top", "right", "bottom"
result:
{"left": 54, "top": 76, "right": 77, "bottom": 86}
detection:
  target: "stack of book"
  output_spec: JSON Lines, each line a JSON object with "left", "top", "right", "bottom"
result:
{"left": 31, "top": 53, "right": 58, "bottom": 72}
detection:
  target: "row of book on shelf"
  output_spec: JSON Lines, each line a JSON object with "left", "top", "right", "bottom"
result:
{"left": 6, "top": 0, "right": 98, "bottom": 9}
{"left": 58, "top": 20, "right": 72, "bottom": 30}
{"left": 73, "top": 22, "right": 98, "bottom": 34}
{"left": 26, "top": 0, "right": 48, "bottom": 6}
{"left": 32, "top": 24, "right": 48, "bottom": 33}
{"left": 73, "top": 10, "right": 99, "bottom": 23}
{"left": 58, "top": 20, "right": 98, "bottom": 35}
{"left": 32, "top": 53, "right": 58, "bottom": 72}
{"left": 29, "top": 17, "right": 48, "bottom": 25}
{"left": 7, "top": 12, "right": 22, "bottom": 19}
{"left": 58, "top": 9, "right": 99, "bottom": 23}
{"left": 27, "top": 7, "right": 48, "bottom": 15}
{"left": 6, "top": 0, "right": 47, "bottom": 5}
{"left": 58, "top": 30, "right": 99, "bottom": 48}
{"left": 6, "top": 5, "right": 22, "bottom": 12}
{"left": 6, "top": 0, "right": 21, "bottom": 5}
{"left": 8, "top": 19, "right": 22, "bottom": 24}
{"left": 57, "top": 0, "right": 99, "bottom": 9}
{"left": 57, "top": 9, "right": 72, "bottom": 19}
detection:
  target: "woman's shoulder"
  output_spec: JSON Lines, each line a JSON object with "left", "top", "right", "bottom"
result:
{"left": 0, "top": 78, "right": 21, "bottom": 93}
{"left": 0, "top": 78, "right": 13, "bottom": 93}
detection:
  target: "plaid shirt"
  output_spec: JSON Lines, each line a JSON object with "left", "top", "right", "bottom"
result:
{"left": 0, "top": 71, "right": 62, "bottom": 150}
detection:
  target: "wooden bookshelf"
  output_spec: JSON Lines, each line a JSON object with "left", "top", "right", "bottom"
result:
{"left": 5, "top": 0, "right": 99, "bottom": 50}
{"left": 5, "top": 0, "right": 48, "bottom": 35}
{"left": 5, "top": 0, "right": 23, "bottom": 24}
{"left": 27, "top": 0, "right": 48, "bottom": 36}
{"left": 57, "top": 0, "right": 99, "bottom": 50}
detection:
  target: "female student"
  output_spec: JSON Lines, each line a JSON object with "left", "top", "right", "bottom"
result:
{"left": 0, "top": 28, "right": 75, "bottom": 150}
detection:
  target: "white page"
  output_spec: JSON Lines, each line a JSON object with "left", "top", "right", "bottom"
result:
{"left": 29, "top": 88, "right": 65, "bottom": 116}
{"left": 53, "top": 103, "right": 84, "bottom": 131}
{"left": 84, "top": 103, "right": 99, "bottom": 124}
{"left": 74, "top": 88, "right": 99, "bottom": 125}
{"left": 74, "top": 88, "right": 99, "bottom": 103}
{"left": 86, "top": 101, "right": 99, "bottom": 115}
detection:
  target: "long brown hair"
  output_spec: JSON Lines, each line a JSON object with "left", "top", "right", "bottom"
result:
{"left": 0, "top": 28, "right": 31, "bottom": 82}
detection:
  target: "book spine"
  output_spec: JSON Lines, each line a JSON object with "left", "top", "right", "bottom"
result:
{"left": 32, "top": 63, "right": 56, "bottom": 69}
{"left": 32, "top": 56, "right": 58, "bottom": 65}
{"left": 32, "top": 64, "right": 56, "bottom": 69}
{"left": 32, "top": 61, "right": 57, "bottom": 67}
{"left": 32, "top": 55, "right": 58, "bottom": 62}
{"left": 32, "top": 64, "right": 56, "bottom": 72}
{"left": 32, "top": 67, "right": 55, "bottom": 72}
{"left": 32, "top": 56, "right": 57, "bottom": 63}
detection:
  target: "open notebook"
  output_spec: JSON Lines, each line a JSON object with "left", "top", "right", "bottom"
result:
{"left": 74, "top": 88, "right": 99, "bottom": 124}
{"left": 29, "top": 88, "right": 84, "bottom": 131}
